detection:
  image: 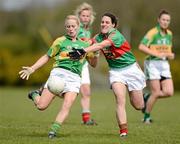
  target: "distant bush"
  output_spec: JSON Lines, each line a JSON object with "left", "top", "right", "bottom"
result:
{"left": 0, "top": 50, "right": 52, "bottom": 86}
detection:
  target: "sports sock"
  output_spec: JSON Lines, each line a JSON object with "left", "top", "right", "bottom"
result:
{"left": 120, "top": 128, "right": 128, "bottom": 134}
{"left": 31, "top": 92, "right": 39, "bottom": 101}
{"left": 50, "top": 121, "right": 61, "bottom": 133}
{"left": 119, "top": 123, "right": 128, "bottom": 134}
{"left": 82, "top": 112, "right": 91, "bottom": 122}
{"left": 144, "top": 112, "right": 150, "bottom": 120}
{"left": 144, "top": 93, "right": 150, "bottom": 102}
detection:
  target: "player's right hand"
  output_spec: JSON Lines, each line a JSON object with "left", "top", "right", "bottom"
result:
{"left": 166, "top": 53, "right": 175, "bottom": 60}
{"left": 19, "top": 66, "right": 35, "bottom": 80}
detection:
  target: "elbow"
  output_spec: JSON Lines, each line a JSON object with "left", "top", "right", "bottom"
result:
{"left": 138, "top": 44, "right": 144, "bottom": 52}
{"left": 138, "top": 44, "right": 142, "bottom": 51}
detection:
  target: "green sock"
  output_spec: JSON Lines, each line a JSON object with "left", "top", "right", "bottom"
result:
{"left": 144, "top": 112, "right": 150, "bottom": 120}
{"left": 31, "top": 93, "right": 39, "bottom": 101}
{"left": 50, "top": 122, "right": 61, "bottom": 133}
{"left": 144, "top": 93, "right": 150, "bottom": 102}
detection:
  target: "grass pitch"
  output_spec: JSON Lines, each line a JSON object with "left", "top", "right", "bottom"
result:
{"left": 0, "top": 87, "right": 180, "bottom": 144}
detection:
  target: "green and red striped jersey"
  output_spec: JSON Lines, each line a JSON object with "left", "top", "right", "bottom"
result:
{"left": 94, "top": 28, "right": 136, "bottom": 68}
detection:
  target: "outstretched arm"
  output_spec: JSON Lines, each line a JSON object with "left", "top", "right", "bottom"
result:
{"left": 19, "top": 54, "right": 50, "bottom": 80}
{"left": 30, "top": 54, "right": 50, "bottom": 71}
{"left": 85, "top": 40, "right": 111, "bottom": 53}
{"left": 69, "top": 40, "right": 111, "bottom": 60}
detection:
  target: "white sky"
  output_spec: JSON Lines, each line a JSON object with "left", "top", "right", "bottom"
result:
{"left": 0, "top": 0, "right": 66, "bottom": 11}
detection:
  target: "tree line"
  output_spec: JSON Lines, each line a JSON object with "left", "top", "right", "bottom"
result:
{"left": 0, "top": 0, "right": 180, "bottom": 89}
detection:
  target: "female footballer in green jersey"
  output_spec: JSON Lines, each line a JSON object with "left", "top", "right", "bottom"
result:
{"left": 69, "top": 13, "right": 146, "bottom": 137}
{"left": 138, "top": 10, "right": 174, "bottom": 124}
{"left": 19, "top": 15, "right": 97, "bottom": 139}
{"left": 75, "top": 2, "right": 98, "bottom": 125}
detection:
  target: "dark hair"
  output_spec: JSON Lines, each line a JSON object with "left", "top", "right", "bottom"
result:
{"left": 158, "top": 10, "right": 170, "bottom": 18}
{"left": 102, "top": 12, "right": 118, "bottom": 27}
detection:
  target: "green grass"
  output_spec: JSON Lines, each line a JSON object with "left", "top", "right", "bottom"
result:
{"left": 1, "top": 87, "right": 180, "bottom": 144}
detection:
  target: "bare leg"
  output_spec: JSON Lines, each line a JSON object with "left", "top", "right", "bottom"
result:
{"left": 129, "top": 90, "right": 144, "bottom": 110}
{"left": 55, "top": 92, "right": 77, "bottom": 124}
{"left": 143, "top": 79, "right": 173, "bottom": 123}
{"left": 112, "top": 82, "right": 128, "bottom": 136}
{"left": 48, "top": 92, "right": 77, "bottom": 138}
{"left": 34, "top": 88, "right": 55, "bottom": 110}
{"left": 159, "top": 79, "right": 174, "bottom": 98}
{"left": 80, "top": 84, "right": 91, "bottom": 112}
{"left": 145, "top": 80, "right": 161, "bottom": 113}
{"left": 146, "top": 79, "right": 173, "bottom": 113}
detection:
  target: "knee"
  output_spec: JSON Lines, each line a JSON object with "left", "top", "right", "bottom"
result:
{"left": 164, "top": 91, "right": 174, "bottom": 97}
{"left": 81, "top": 93, "right": 91, "bottom": 99}
{"left": 134, "top": 104, "right": 144, "bottom": 110}
{"left": 131, "top": 99, "right": 144, "bottom": 110}
{"left": 81, "top": 90, "right": 91, "bottom": 97}
{"left": 36, "top": 103, "right": 48, "bottom": 111}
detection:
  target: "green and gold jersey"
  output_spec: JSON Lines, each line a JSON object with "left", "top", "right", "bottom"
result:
{"left": 47, "top": 35, "right": 89, "bottom": 76}
{"left": 140, "top": 24, "right": 173, "bottom": 60}
{"left": 94, "top": 28, "right": 136, "bottom": 69}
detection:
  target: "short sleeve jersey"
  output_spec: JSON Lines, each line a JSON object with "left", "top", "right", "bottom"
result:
{"left": 140, "top": 25, "right": 173, "bottom": 60}
{"left": 77, "top": 23, "right": 92, "bottom": 64}
{"left": 47, "top": 35, "right": 89, "bottom": 76}
{"left": 94, "top": 28, "right": 136, "bottom": 68}
{"left": 77, "top": 23, "right": 92, "bottom": 41}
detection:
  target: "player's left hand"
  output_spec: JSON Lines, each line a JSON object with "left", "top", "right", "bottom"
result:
{"left": 69, "top": 48, "right": 86, "bottom": 60}
{"left": 19, "top": 66, "right": 35, "bottom": 80}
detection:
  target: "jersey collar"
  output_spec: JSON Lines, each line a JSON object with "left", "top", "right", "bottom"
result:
{"left": 65, "top": 34, "right": 79, "bottom": 40}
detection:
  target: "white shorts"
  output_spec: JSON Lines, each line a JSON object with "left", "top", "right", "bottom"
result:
{"left": 44, "top": 68, "right": 81, "bottom": 94}
{"left": 144, "top": 60, "right": 172, "bottom": 80}
{"left": 109, "top": 63, "right": 146, "bottom": 91}
{"left": 81, "top": 62, "right": 90, "bottom": 84}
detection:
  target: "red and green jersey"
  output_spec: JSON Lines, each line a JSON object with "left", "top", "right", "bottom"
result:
{"left": 140, "top": 24, "right": 173, "bottom": 60}
{"left": 47, "top": 35, "right": 89, "bottom": 76}
{"left": 77, "top": 23, "right": 92, "bottom": 65}
{"left": 77, "top": 23, "right": 92, "bottom": 41}
{"left": 94, "top": 28, "right": 136, "bottom": 68}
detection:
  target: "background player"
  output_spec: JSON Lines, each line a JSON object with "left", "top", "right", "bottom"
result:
{"left": 138, "top": 10, "right": 174, "bottom": 123}
{"left": 75, "top": 2, "right": 97, "bottom": 125}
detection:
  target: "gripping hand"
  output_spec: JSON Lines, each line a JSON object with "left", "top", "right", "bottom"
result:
{"left": 19, "top": 66, "right": 35, "bottom": 80}
{"left": 69, "top": 48, "right": 86, "bottom": 60}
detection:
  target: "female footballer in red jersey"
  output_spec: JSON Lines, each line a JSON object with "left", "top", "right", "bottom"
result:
{"left": 69, "top": 13, "right": 146, "bottom": 137}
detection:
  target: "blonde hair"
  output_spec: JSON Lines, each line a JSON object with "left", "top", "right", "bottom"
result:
{"left": 65, "top": 15, "right": 80, "bottom": 26}
{"left": 75, "top": 2, "right": 96, "bottom": 25}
